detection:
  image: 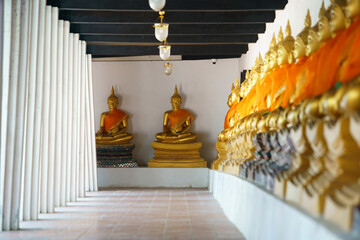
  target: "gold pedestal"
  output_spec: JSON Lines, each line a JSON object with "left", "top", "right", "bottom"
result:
{"left": 323, "top": 195, "right": 353, "bottom": 232}
{"left": 301, "top": 188, "right": 324, "bottom": 216}
{"left": 148, "top": 141, "right": 207, "bottom": 168}
{"left": 285, "top": 180, "right": 303, "bottom": 205}
{"left": 212, "top": 141, "right": 230, "bottom": 170}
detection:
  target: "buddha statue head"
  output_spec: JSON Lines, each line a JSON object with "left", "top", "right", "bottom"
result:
{"left": 107, "top": 86, "right": 119, "bottom": 111}
{"left": 269, "top": 28, "right": 284, "bottom": 70}
{"left": 227, "top": 78, "right": 241, "bottom": 107}
{"left": 250, "top": 53, "right": 262, "bottom": 85}
{"left": 306, "top": 24, "right": 321, "bottom": 56}
{"left": 171, "top": 85, "right": 182, "bottom": 110}
{"left": 261, "top": 34, "right": 277, "bottom": 77}
{"left": 277, "top": 20, "right": 295, "bottom": 66}
{"left": 330, "top": 0, "right": 348, "bottom": 35}
{"left": 345, "top": 0, "right": 360, "bottom": 20}
{"left": 293, "top": 10, "right": 312, "bottom": 60}
{"left": 318, "top": 1, "right": 333, "bottom": 42}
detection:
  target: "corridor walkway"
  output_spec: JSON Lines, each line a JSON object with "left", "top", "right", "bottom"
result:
{"left": 0, "top": 188, "right": 245, "bottom": 240}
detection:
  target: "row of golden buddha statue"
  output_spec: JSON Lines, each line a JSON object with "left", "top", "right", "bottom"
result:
{"left": 95, "top": 86, "right": 206, "bottom": 168}
{"left": 213, "top": 0, "right": 360, "bottom": 233}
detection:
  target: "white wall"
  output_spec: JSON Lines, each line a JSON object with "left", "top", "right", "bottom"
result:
{"left": 92, "top": 59, "right": 239, "bottom": 166}
{"left": 239, "top": 0, "right": 331, "bottom": 70}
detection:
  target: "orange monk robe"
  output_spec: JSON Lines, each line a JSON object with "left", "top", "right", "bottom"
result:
{"left": 339, "top": 17, "right": 360, "bottom": 83}
{"left": 224, "top": 102, "right": 239, "bottom": 129}
{"left": 315, "top": 25, "right": 357, "bottom": 95}
{"left": 293, "top": 39, "right": 334, "bottom": 105}
{"left": 168, "top": 109, "right": 193, "bottom": 133}
{"left": 255, "top": 74, "right": 272, "bottom": 111}
{"left": 269, "top": 66, "right": 293, "bottom": 111}
{"left": 281, "top": 57, "right": 308, "bottom": 108}
{"left": 104, "top": 109, "right": 128, "bottom": 132}
{"left": 244, "top": 88, "right": 257, "bottom": 116}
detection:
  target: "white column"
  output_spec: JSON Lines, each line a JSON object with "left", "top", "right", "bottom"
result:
{"left": 10, "top": 0, "right": 29, "bottom": 229}
{"left": 23, "top": 0, "right": 39, "bottom": 221}
{"left": 70, "top": 34, "right": 79, "bottom": 202}
{"left": 54, "top": 20, "right": 63, "bottom": 208}
{"left": 66, "top": 33, "right": 74, "bottom": 203}
{"left": 3, "top": 0, "right": 21, "bottom": 231}
{"left": 39, "top": 5, "right": 51, "bottom": 214}
{"left": 47, "top": 7, "right": 58, "bottom": 213}
{"left": 0, "top": 0, "right": 12, "bottom": 230}
{"left": 76, "top": 40, "right": 81, "bottom": 198}
{"left": 87, "top": 54, "right": 98, "bottom": 191}
{"left": 30, "top": 0, "right": 45, "bottom": 220}
{"left": 79, "top": 41, "right": 86, "bottom": 198}
{"left": 61, "top": 21, "right": 69, "bottom": 207}
{"left": 84, "top": 56, "right": 93, "bottom": 191}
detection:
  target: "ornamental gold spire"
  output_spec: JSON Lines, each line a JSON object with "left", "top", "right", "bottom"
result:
{"left": 305, "top": 9, "right": 311, "bottom": 28}
{"left": 278, "top": 27, "right": 284, "bottom": 42}
{"left": 270, "top": 33, "right": 277, "bottom": 48}
{"left": 285, "top": 20, "right": 292, "bottom": 39}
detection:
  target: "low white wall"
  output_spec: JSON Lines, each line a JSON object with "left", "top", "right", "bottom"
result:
{"left": 209, "top": 170, "right": 344, "bottom": 240}
{"left": 97, "top": 168, "right": 209, "bottom": 188}
{"left": 92, "top": 59, "right": 239, "bottom": 166}
{"left": 239, "top": 0, "right": 331, "bottom": 70}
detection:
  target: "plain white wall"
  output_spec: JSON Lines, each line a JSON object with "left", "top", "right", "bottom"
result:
{"left": 239, "top": 0, "right": 331, "bottom": 70}
{"left": 92, "top": 59, "right": 239, "bottom": 166}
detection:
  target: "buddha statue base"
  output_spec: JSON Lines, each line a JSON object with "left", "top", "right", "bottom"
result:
{"left": 148, "top": 141, "right": 207, "bottom": 168}
{"left": 96, "top": 143, "right": 137, "bottom": 168}
{"left": 323, "top": 194, "right": 355, "bottom": 232}
{"left": 285, "top": 179, "right": 304, "bottom": 205}
{"left": 274, "top": 175, "right": 286, "bottom": 198}
{"left": 223, "top": 162, "right": 241, "bottom": 176}
{"left": 211, "top": 141, "right": 231, "bottom": 171}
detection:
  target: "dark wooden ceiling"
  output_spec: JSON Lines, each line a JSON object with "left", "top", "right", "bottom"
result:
{"left": 47, "top": 0, "right": 288, "bottom": 60}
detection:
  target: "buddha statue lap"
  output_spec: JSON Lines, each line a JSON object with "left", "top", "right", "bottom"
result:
{"left": 149, "top": 86, "right": 206, "bottom": 168}
{"left": 95, "top": 87, "right": 137, "bottom": 168}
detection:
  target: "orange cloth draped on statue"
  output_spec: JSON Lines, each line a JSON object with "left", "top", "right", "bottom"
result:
{"left": 269, "top": 66, "right": 294, "bottom": 111}
{"left": 281, "top": 57, "right": 308, "bottom": 108}
{"left": 224, "top": 102, "right": 239, "bottom": 129}
{"left": 104, "top": 109, "right": 128, "bottom": 132}
{"left": 339, "top": 17, "right": 360, "bottom": 83}
{"left": 168, "top": 109, "right": 193, "bottom": 133}
{"left": 255, "top": 74, "right": 272, "bottom": 111}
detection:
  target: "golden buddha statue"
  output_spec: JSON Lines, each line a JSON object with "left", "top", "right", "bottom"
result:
{"left": 150, "top": 86, "right": 206, "bottom": 168}
{"left": 96, "top": 86, "right": 133, "bottom": 145}
{"left": 156, "top": 85, "right": 197, "bottom": 143}
{"left": 283, "top": 10, "right": 312, "bottom": 108}
{"left": 224, "top": 78, "right": 241, "bottom": 129}
{"left": 268, "top": 20, "right": 295, "bottom": 110}
{"left": 317, "top": 1, "right": 332, "bottom": 43}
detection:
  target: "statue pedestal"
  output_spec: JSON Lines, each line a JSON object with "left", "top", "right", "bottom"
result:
{"left": 96, "top": 143, "right": 137, "bottom": 168}
{"left": 148, "top": 141, "right": 207, "bottom": 168}
{"left": 211, "top": 141, "right": 230, "bottom": 171}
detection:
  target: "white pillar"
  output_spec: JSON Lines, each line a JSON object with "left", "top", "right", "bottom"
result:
{"left": 61, "top": 21, "right": 69, "bottom": 207}
{"left": 70, "top": 34, "right": 79, "bottom": 202}
{"left": 47, "top": 7, "right": 58, "bottom": 213}
{"left": 39, "top": 5, "right": 51, "bottom": 214}
{"left": 66, "top": 33, "right": 74, "bottom": 203}
{"left": 87, "top": 55, "right": 98, "bottom": 191}
{"left": 54, "top": 20, "right": 63, "bottom": 208}
{"left": 23, "top": 0, "right": 39, "bottom": 221}
{"left": 79, "top": 41, "right": 86, "bottom": 198}
{"left": 3, "top": 0, "right": 21, "bottom": 230}
{"left": 76, "top": 40, "right": 82, "bottom": 198}
{"left": 30, "top": 0, "right": 45, "bottom": 220}
{"left": 0, "top": 0, "right": 12, "bottom": 230}
{"left": 10, "top": 0, "right": 29, "bottom": 229}
{"left": 84, "top": 56, "right": 93, "bottom": 191}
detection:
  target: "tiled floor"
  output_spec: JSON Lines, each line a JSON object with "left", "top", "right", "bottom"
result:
{"left": 0, "top": 188, "right": 245, "bottom": 240}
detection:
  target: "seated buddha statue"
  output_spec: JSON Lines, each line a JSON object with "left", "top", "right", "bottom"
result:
{"left": 156, "top": 85, "right": 197, "bottom": 143}
{"left": 96, "top": 87, "right": 133, "bottom": 145}
{"left": 224, "top": 78, "right": 241, "bottom": 129}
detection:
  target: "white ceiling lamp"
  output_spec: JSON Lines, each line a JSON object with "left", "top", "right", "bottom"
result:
{"left": 159, "top": 43, "right": 171, "bottom": 61}
{"left": 154, "top": 11, "right": 168, "bottom": 42}
{"left": 149, "top": 0, "right": 166, "bottom": 11}
{"left": 164, "top": 62, "right": 173, "bottom": 76}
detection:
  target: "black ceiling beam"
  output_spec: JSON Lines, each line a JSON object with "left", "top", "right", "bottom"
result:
{"left": 87, "top": 45, "right": 248, "bottom": 56}
{"left": 47, "top": 0, "right": 287, "bottom": 11}
{"left": 80, "top": 34, "right": 258, "bottom": 44}
{"left": 181, "top": 55, "right": 242, "bottom": 60}
{"left": 71, "top": 23, "right": 265, "bottom": 35}
{"left": 59, "top": 10, "right": 275, "bottom": 24}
